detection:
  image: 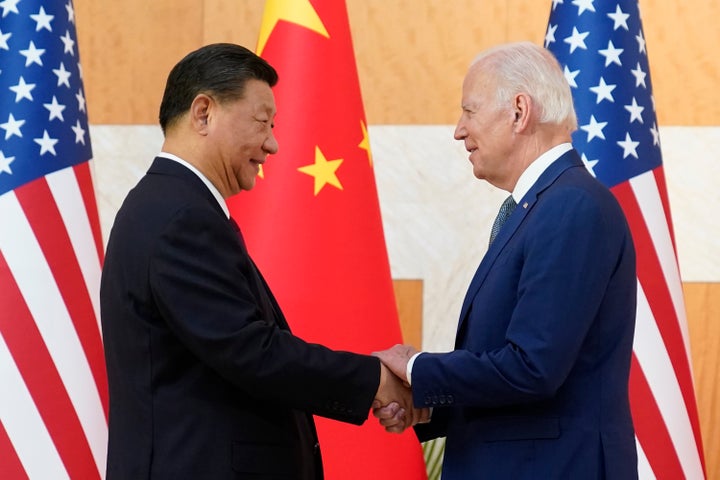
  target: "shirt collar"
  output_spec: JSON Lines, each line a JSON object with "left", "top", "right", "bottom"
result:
{"left": 158, "top": 152, "right": 230, "bottom": 218}
{"left": 512, "top": 143, "right": 573, "bottom": 203}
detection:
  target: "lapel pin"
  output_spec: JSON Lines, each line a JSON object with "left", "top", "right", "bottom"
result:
{"left": 523, "top": 202, "right": 528, "bottom": 209}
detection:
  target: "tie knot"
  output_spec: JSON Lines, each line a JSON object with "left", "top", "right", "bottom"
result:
{"left": 500, "top": 195, "right": 517, "bottom": 214}
{"left": 489, "top": 195, "right": 517, "bottom": 246}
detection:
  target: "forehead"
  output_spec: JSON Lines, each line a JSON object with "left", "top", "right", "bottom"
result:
{"left": 465, "top": 60, "right": 494, "bottom": 88}
{"left": 461, "top": 65, "right": 492, "bottom": 105}
{"left": 236, "top": 79, "right": 276, "bottom": 114}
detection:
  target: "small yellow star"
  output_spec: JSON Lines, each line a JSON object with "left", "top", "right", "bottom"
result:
{"left": 258, "top": 164, "right": 265, "bottom": 179}
{"left": 257, "top": 0, "right": 329, "bottom": 55}
{"left": 298, "top": 146, "right": 344, "bottom": 196}
{"left": 358, "top": 120, "right": 373, "bottom": 167}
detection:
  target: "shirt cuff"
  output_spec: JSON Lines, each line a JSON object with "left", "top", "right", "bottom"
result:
{"left": 407, "top": 352, "right": 423, "bottom": 386}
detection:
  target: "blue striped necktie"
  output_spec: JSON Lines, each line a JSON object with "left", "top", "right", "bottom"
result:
{"left": 489, "top": 195, "right": 517, "bottom": 246}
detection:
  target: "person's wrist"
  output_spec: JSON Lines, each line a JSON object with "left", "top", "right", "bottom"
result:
{"left": 376, "top": 360, "right": 389, "bottom": 397}
{"left": 406, "top": 352, "right": 422, "bottom": 385}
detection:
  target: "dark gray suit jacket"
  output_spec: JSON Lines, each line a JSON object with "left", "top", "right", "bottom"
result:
{"left": 101, "top": 157, "right": 380, "bottom": 479}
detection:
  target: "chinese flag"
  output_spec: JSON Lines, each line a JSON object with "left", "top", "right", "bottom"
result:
{"left": 227, "top": 0, "right": 427, "bottom": 479}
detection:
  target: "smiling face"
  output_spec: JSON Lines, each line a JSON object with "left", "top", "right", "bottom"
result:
{"left": 206, "top": 79, "right": 278, "bottom": 194}
{"left": 453, "top": 64, "right": 518, "bottom": 190}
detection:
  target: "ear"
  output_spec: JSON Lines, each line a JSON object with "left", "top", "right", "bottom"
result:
{"left": 511, "top": 92, "right": 533, "bottom": 132}
{"left": 189, "top": 94, "right": 213, "bottom": 135}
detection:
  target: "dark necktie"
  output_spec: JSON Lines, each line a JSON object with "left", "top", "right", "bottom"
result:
{"left": 489, "top": 195, "right": 517, "bottom": 246}
{"left": 228, "top": 217, "right": 246, "bottom": 250}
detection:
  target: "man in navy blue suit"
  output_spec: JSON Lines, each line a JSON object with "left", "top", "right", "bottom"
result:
{"left": 375, "top": 42, "right": 638, "bottom": 479}
{"left": 100, "top": 43, "right": 415, "bottom": 480}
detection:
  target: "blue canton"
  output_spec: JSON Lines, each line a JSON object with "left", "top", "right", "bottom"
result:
{"left": 545, "top": 0, "right": 662, "bottom": 188}
{"left": 0, "top": 0, "right": 92, "bottom": 196}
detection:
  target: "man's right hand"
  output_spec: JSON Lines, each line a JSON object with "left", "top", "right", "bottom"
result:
{"left": 373, "top": 363, "right": 429, "bottom": 433}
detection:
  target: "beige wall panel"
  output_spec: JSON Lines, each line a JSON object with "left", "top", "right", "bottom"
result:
{"left": 348, "top": 0, "right": 524, "bottom": 125}
{"left": 642, "top": 0, "right": 720, "bottom": 126}
{"left": 202, "top": 1, "right": 265, "bottom": 48}
{"left": 684, "top": 283, "right": 720, "bottom": 479}
{"left": 507, "top": 0, "right": 550, "bottom": 44}
{"left": 75, "top": 0, "right": 205, "bottom": 124}
{"left": 74, "top": 0, "right": 720, "bottom": 125}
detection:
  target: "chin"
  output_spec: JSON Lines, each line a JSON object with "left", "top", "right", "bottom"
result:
{"left": 242, "top": 178, "right": 257, "bottom": 191}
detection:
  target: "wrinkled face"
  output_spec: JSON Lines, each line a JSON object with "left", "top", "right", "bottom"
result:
{"left": 209, "top": 79, "right": 278, "bottom": 193}
{"left": 454, "top": 65, "right": 515, "bottom": 188}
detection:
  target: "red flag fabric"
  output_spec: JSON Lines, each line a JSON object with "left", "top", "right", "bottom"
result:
{"left": 228, "top": 0, "right": 427, "bottom": 478}
{"left": 0, "top": 1, "right": 108, "bottom": 478}
{"left": 544, "top": 1, "right": 705, "bottom": 478}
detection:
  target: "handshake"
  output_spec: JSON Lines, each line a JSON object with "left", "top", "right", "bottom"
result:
{"left": 372, "top": 344, "right": 431, "bottom": 434}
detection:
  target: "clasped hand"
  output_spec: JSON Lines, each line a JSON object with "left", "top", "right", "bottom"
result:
{"left": 372, "top": 345, "right": 430, "bottom": 433}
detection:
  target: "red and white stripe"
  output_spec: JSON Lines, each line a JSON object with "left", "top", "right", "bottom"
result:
{"left": 612, "top": 166, "right": 705, "bottom": 479}
{"left": 0, "top": 162, "right": 107, "bottom": 479}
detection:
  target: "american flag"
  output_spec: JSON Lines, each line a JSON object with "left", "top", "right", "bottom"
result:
{"left": 544, "top": 1, "right": 705, "bottom": 478}
{"left": 0, "top": 0, "right": 107, "bottom": 478}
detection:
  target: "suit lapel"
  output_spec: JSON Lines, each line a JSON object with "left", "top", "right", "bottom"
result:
{"left": 456, "top": 150, "right": 585, "bottom": 337}
{"left": 150, "top": 157, "right": 292, "bottom": 331}
{"left": 229, "top": 215, "right": 292, "bottom": 332}
{"left": 247, "top": 258, "right": 292, "bottom": 331}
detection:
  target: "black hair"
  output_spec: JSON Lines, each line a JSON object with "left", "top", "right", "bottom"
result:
{"left": 158, "top": 43, "right": 278, "bottom": 134}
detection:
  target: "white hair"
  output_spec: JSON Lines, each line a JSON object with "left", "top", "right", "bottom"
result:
{"left": 471, "top": 41, "right": 577, "bottom": 130}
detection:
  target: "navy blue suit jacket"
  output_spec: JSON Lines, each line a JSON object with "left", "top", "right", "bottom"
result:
{"left": 100, "top": 157, "right": 380, "bottom": 479}
{"left": 413, "top": 150, "right": 638, "bottom": 479}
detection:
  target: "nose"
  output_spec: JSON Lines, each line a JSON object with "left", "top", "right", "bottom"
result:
{"left": 454, "top": 121, "right": 467, "bottom": 141}
{"left": 263, "top": 133, "right": 279, "bottom": 155}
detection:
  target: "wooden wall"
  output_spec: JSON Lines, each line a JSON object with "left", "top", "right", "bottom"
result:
{"left": 74, "top": 0, "right": 719, "bottom": 477}
{"left": 74, "top": 0, "right": 720, "bottom": 126}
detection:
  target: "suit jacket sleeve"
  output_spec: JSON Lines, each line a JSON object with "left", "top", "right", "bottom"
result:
{"left": 148, "top": 204, "right": 379, "bottom": 425}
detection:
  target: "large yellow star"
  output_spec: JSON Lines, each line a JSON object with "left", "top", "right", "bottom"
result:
{"left": 358, "top": 120, "right": 373, "bottom": 167}
{"left": 257, "top": 0, "right": 329, "bottom": 55}
{"left": 298, "top": 146, "right": 344, "bottom": 196}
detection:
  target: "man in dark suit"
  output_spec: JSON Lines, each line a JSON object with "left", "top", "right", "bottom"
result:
{"left": 100, "top": 43, "right": 414, "bottom": 479}
{"left": 374, "top": 42, "right": 639, "bottom": 479}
